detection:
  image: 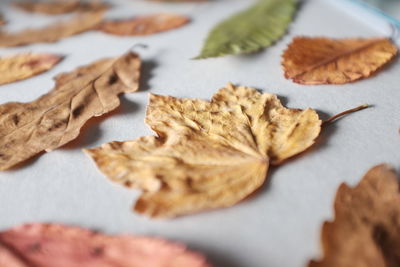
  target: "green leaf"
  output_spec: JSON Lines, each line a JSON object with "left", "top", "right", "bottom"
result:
{"left": 195, "top": 0, "right": 297, "bottom": 59}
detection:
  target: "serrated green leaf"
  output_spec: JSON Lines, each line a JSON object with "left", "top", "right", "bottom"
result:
{"left": 195, "top": 0, "right": 297, "bottom": 59}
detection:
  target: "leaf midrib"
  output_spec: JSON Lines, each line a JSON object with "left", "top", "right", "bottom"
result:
{"left": 0, "top": 57, "right": 121, "bottom": 140}
{"left": 292, "top": 38, "right": 386, "bottom": 79}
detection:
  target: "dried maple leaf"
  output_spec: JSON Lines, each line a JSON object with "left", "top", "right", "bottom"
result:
{"left": 0, "top": 52, "right": 141, "bottom": 171}
{"left": 99, "top": 14, "right": 190, "bottom": 36}
{"left": 13, "top": 0, "right": 109, "bottom": 15}
{"left": 0, "top": 53, "right": 63, "bottom": 86}
{"left": 282, "top": 37, "right": 398, "bottom": 85}
{"left": 0, "top": 223, "right": 211, "bottom": 267}
{"left": 85, "top": 84, "right": 322, "bottom": 218}
{"left": 309, "top": 164, "right": 400, "bottom": 267}
{"left": 0, "top": 11, "right": 104, "bottom": 47}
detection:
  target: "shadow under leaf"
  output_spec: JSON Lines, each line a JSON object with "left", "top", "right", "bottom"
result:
{"left": 61, "top": 96, "right": 140, "bottom": 149}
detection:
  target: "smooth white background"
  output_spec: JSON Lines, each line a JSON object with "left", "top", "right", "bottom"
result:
{"left": 0, "top": 1, "right": 399, "bottom": 266}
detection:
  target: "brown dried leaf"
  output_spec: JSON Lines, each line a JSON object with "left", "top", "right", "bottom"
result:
{"left": 282, "top": 37, "right": 398, "bottom": 85}
{"left": 309, "top": 164, "right": 400, "bottom": 267}
{"left": 13, "top": 0, "right": 109, "bottom": 15}
{"left": 85, "top": 84, "right": 322, "bottom": 218}
{"left": 99, "top": 13, "right": 190, "bottom": 36}
{"left": 0, "top": 52, "right": 141, "bottom": 171}
{"left": 0, "top": 53, "right": 63, "bottom": 86}
{"left": 0, "top": 11, "right": 104, "bottom": 47}
{"left": 0, "top": 223, "right": 211, "bottom": 267}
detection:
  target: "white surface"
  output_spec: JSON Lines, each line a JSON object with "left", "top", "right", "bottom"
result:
{"left": 0, "top": 1, "right": 399, "bottom": 267}
{"left": 363, "top": 0, "right": 400, "bottom": 20}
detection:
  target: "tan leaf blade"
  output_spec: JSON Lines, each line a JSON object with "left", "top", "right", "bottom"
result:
{"left": 99, "top": 13, "right": 190, "bottom": 36}
{"left": 0, "top": 53, "right": 63, "bottom": 86}
{"left": 282, "top": 37, "right": 398, "bottom": 85}
{"left": 0, "top": 52, "right": 141, "bottom": 171}
{"left": 0, "top": 223, "right": 211, "bottom": 267}
{"left": 85, "top": 84, "right": 321, "bottom": 218}
{"left": 0, "top": 11, "right": 104, "bottom": 47}
{"left": 13, "top": 0, "right": 109, "bottom": 15}
{"left": 309, "top": 164, "right": 400, "bottom": 267}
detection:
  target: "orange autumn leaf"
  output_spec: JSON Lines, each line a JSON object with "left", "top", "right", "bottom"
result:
{"left": 0, "top": 223, "right": 211, "bottom": 267}
{"left": 309, "top": 164, "right": 400, "bottom": 267}
{"left": 99, "top": 14, "right": 189, "bottom": 36}
{"left": 0, "top": 52, "right": 141, "bottom": 171}
{"left": 0, "top": 53, "right": 63, "bottom": 86}
{"left": 282, "top": 37, "right": 398, "bottom": 85}
{"left": 0, "top": 11, "right": 104, "bottom": 47}
{"left": 85, "top": 84, "right": 322, "bottom": 218}
{"left": 13, "top": 0, "right": 109, "bottom": 15}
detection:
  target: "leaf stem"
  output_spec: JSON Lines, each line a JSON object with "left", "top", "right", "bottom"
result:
{"left": 129, "top": 43, "right": 148, "bottom": 52}
{"left": 323, "top": 104, "right": 370, "bottom": 125}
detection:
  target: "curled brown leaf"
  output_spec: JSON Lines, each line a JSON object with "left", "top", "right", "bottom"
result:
{"left": 0, "top": 11, "right": 104, "bottom": 47}
{"left": 0, "top": 53, "right": 63, "bottom": 86}
{"left": 309, "top": 164, "right": 400, "bottom": 267}
{"left": 0, "top": 52, "right": 141, "bottom": 171}
{"left": 13, "top": 0, "right": 110, "bottom": 15}
{"left": 99, "top": 13, "right": 190, "bottom": 36}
